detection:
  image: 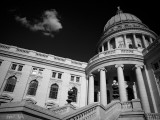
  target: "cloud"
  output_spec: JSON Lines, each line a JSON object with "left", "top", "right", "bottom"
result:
{"left": 15, "top": 9, "right": 62, "bottom": 37}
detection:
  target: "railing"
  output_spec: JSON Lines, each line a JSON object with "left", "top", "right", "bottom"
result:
{"left": 121, "top": 101, "right": 132, "bottom": 112}
{"left": 2, "top": 99, "right": 159, "bottom": 120}
{"left": 61, "top": 100, "right": 122, "bottom": 120}
{"left": 89, "top": 48, "right": 143, "bottom": 63}
{"left": 61, "top": 99, "right": 144, "bottom": 120}
{"left": 145, "top": 113, "right": 160, "bottom": 120}
{"left": 62, "top": 103, "right": 99, "bottom": 120}
{"left": 104, "top": 100, "right": 121, "bottom": 120}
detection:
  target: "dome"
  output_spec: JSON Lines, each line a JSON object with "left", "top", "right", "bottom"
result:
{"left": 104, "top": 7, "right": 142, "bottom": 30}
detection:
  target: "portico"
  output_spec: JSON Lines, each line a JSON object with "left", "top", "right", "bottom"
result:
{"left": 87, "top": 64, "right": 150, "bottom": 112}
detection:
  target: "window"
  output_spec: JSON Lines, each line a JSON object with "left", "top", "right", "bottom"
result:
{"left": 71, "top": 76, "right": 74, "bottom": 81}
{"left": 52, "top": 72, "right": 56, "bottom": 78}
{"left": 57, "top": 73, "right": 62, "bottom": 79}
{"left": 49, "top": 84, "right": 59, "bottom": 99}
{"left": 4, "top": 76, "right": 17, "bottom": 92}
{"left": 72, "top": 87, "right": 78, "bottom": 102}
{"left": 31, "top": 67, "right": 43, "bottom": 75}
{"left": 76, "top": 77, "right": 80, "bottom": 82}
{"left": 70, "top": 75, "right": 80, "bottom": 83}
{"left": 51, "top": 71, "right": 63, "bottom": 79}
{"left": 0, "top": 61, "right": 2, "bottom": 66}
{"left": 27, "top": 80, "right": 38, "bottom": 96}
{"left": 10, "top": 63, "right": 23, "bottom": 71}
{"left": 11, "top": 64, "right": 17, "bottom": 70}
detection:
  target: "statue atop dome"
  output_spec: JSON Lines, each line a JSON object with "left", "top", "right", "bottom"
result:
{"left": 117, "top": 6, "right": 123, "bottom": 14}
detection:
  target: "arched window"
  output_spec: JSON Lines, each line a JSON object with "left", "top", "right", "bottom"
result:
{"left": 27, "top": 80, "right": 38, "bottom": 96}
{"left": 4, "top": 76, "right": 17, "bottom": 92}
{"left": 72, "top": 87, "right": 78, "bottom": 102}
{"left": 49, "top": 84, "right": 59, "bottom": 99}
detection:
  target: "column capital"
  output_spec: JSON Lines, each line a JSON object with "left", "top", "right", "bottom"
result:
{"left": 133, "top": 65, "right": 143, "bottom": 70}
{"left": 115, "top": 64, "right": 124, "bottom": 68}
{"left": 98, "top": 67, "right": 107, "bottom": 72}
{"left": 89, "top": 73, "right": 95, "bottom": 77}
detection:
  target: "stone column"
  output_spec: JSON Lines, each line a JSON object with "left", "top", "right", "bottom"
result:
{"left": 108, "top": 41, "right": 110, "bottom": 50}
{"left": 115, "top": 64, "right": 127, "bottom": 102}
{"left": 142, "top": 35, "right": 147, "bottom": 48}
{"left": 150, "top": 37, "right": 153, "bottom": 43}
{"left": 115, "top": 37, "right": 118, "bottom": 49}
{"left": 133, "top": 34, "right": 138, "bottom": 48}
{"left": 102, "top": 45, "right": 104, "bottom": 52}
{"left": 99, "top": 68, "right": 107, "bottom": 106}
{"left": 133, "top": 82, "right": 138, "bottom": 99}
{"left": 124, "top": 34, "right": 128, "bottom": 48}
{"left": 134, "top": 65, "right": 150, "bottom": 112}
{"left": 88, "top": 74, "right": 94, "bottom": 104}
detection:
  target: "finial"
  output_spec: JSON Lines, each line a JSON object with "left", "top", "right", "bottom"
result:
{"left": 117, "top": 6, "right": 123, "bottom": 14}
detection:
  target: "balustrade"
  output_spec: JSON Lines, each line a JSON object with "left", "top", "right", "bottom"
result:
{"left": 65, "top": 106, "right": 97, "bottom": 120}
{"left": 121, "top": 101, "right": 132, "bottom": 111}
{"left": 88, "top": 48, "right": 143, "bottom": 64}
{"left": 145, "top": 113, "right": 160, "bottom": 120}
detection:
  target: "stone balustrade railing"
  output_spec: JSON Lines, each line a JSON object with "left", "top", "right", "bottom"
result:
{"left": 62, "top": 103, "right": 99, "bottom": 120}
{"left": 121, "top": 101, "right": 132, "bottom": 111}
{"left": 145, "top": 113, "right": 160, "bottom": 120}
{"left": 103, "top": 100, "right": 121, "bottom": 120}
{"left": 1, "top": 99, "right": 159, "bottom": 120}
{"left": 62, "top": 99, "right": 143, "bottom": 120}
{"left": 0, "top": 43, "right": 87, "bottom": 68}
{"left": 89, "top": 48, "right": 143, "bottom": 64}
{"left": 61, "top": 100, "right": 122, "bottom": 120}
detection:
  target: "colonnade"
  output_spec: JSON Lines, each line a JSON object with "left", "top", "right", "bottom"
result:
{"left": 88, "top": 64, "right": 150, "bottom": 112}
{"left": 99, "top": 33, "right": 154, "bottom": 52}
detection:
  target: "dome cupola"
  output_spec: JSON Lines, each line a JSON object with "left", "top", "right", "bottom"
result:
{"left": 97, "top": 7, "right": 157, "bottom": 52}
{"left": 104, "top": 7, "right": 142, "bottom": 31}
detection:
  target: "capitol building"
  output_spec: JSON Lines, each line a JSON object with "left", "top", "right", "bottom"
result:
{"left": 0, "top": 8, "right": 160, "bottom": 120}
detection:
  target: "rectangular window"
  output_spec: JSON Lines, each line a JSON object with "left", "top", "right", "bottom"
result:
{"left": 58, "top": 73, "right": 62, "bottom": 79}
{"left": 18, "top": 65, "right": 23, "bottom": 71}
{"left": 38, "top": 69, "right": 43, "bottom": 75}
{"left": 76, "top": 77, "right": 80, "bottom": 82}
{"left": 32, "top": 67, "right": 43, "bottom": 75}
{"left": 10, "top": 63, "right": 23, "bottom": 71}
{"left": 51, "top": 71, "right": 63, "bottom": 79}
{"left": 32, "top": 68, "right": 38, "bottom": 74}
{"left": 71, "top": 76, "right": 74, "bottom": 81}
{"left": 11, "top": 64, "right": 17, "bottom": 70}
{"left": 52, "top": 72, "right": 56, "bottom": 78}
{"left": 0, "top": 61, "right": 2, "bottom": 66}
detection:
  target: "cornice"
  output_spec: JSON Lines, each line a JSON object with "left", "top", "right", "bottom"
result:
{"left": 86, "top": 54, "right": 144, "bottom": 74}
{"left": 0, "top": 50, "right": 86, "bottom": 73}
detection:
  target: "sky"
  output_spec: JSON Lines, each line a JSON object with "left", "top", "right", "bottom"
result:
{"left": 1, "top": 1, "right": 160, "bottom": 62}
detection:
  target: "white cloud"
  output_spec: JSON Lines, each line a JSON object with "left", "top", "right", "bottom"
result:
{"left": 15, "top": 9, "right": 62, "bottom": 37}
